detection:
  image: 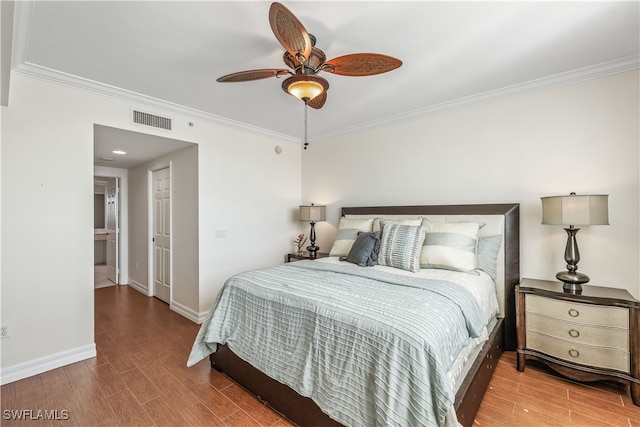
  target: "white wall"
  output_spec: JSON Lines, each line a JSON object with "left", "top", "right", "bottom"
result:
{"left": 303, "top": 70, "right": 640, "bottom": 298}
{"left": 196, "top": 126, "right": 303, "bottom": 312}
{"left": 1, "top": 76, "right": 96, "bottom": 376}
{"left": 1, "top": 73, "right": 302, "bottom": 383}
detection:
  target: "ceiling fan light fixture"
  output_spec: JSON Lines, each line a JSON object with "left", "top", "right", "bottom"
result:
{"left": 289, "top": 81, "right": 323, "bottom": 100}
{"left": 282, "top": 75, "right": 329, "bottom": 101}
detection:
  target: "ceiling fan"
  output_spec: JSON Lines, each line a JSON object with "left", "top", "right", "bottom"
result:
{"left": 217, "top": 2, "right": 403, "bottom": 110}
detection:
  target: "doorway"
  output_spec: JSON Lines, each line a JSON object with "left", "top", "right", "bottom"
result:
{"left": 93, "top": 124, "right": 198, "bottom": 318}
{"left": 94, "top": 176, "right": 119, "bottom": 288}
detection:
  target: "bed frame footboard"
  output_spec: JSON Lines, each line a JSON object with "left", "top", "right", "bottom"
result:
{"left": 211, "top": 345, "right": 342, "bottom": 427}
{"left": 211, "top": 318, "right": 503, "bottom": 427}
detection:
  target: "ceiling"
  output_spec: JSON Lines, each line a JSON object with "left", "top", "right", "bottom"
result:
{"left": 7, "top": 1, "right": 640, "bottom": 167}
{"left": 94, "top": 125, "right": 195, "bottom": 170}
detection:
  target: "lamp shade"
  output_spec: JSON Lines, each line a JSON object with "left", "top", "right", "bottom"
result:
{"left": 541, "top": 193, "right": 609, "bottom": 226}
{"left": 299, "top": 205, "right": 326, "bottom": 222}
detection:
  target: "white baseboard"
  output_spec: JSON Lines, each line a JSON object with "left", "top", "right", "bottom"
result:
{"left": 171, "top": 300, "right": 207, "bottom": 324}
{"left": 0, "top": 344, "right": 96, "bottom": 385}
{"left": 128, "top": 279, "right": 148, "bottom": 295}
{"left": 127, "top": 282, "right": 206, "bottom": 324}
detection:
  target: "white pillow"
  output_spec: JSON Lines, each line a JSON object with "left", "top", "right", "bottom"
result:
{"left": 329, "top": 218, "right": 374, "bottom": 257}
{"left": 420, "top": 220, "right": 480, "bottom": 272}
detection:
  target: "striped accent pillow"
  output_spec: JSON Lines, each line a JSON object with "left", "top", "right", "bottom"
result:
{"left": 329, "top": 218, "right": 375, "bottom": 257}
{"left": 378, "top": 223, "right": 427, "bottom": 272}
{"left": 372, "top": 218, "right": 422, "bottom": 232}
{"left": 420, "top": 220, "right": 480, "bottom": 272}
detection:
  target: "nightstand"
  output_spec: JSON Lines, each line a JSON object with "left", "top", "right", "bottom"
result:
{"left": 285, "top": 252, "right": 330, "bottom": 263}
{"left": 516, "top": 278, "right": 639, "bottom": 406}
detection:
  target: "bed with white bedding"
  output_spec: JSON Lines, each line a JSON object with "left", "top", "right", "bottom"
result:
{"left": 188, "top": 204, "right": 520, "bottom": 427}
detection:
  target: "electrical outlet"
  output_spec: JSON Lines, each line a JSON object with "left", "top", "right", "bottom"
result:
{"left": 1, "top": 324, "right": 10, "bottom": 339}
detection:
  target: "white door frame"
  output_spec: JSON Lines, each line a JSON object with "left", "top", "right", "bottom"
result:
{"left": 94, "top": 166, "right": 129, "bottom": 285}
{"left": 147, "top": 163, "right": 172, "bottom": 301}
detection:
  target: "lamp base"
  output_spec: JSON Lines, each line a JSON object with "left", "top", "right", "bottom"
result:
{"left": 556, "top": 271, "right": 589, "bottom": 293}
{"left": 306, "top": 245, "right": 319, "bottom": 258}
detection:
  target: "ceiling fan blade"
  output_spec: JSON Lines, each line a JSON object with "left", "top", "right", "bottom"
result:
{"left": 217, "top": 69, "right": 290, "bottom": 83}
{"left": 324, "top": 53, "right": 402, "bottom": 77}
{"left": 307, "top": 92, "right": 327, "bottom": 109}
{"left": 269, "top": 2, "right": 312, "bottom": 61}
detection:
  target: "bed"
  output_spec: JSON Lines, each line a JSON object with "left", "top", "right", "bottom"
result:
{"left": 188, "top": 204, "right": 520, "bottom": 426}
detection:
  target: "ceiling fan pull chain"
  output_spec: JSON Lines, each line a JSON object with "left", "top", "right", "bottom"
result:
{"left": 303, "top": 101, "right": 309, "bottom": 150}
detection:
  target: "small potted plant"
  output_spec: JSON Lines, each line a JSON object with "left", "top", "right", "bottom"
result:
{"left": 293, "top": 234, "right": 307, "bottom": 254}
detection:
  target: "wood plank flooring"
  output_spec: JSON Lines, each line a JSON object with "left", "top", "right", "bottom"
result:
{"left": 1, "top": 285, "right": 638, "bottom": 426}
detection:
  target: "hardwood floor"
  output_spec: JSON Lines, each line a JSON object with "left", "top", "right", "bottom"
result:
{"left": 1, "top": 285, "right": 638, "bottom": 426}
{"left": 478, "top": 353, "right": 639, "bottom": 426}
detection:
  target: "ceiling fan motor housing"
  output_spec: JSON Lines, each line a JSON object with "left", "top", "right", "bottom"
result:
{"left": 283, "top": 46, "right": 326, "bottom": 73}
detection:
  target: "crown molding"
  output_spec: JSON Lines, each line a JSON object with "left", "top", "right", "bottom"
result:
{"left": 312, "top": 55, "right": 640, "bottom": 142}
{"left": 11, "top": 62, "right": 301, "bottom": 143}
{"left": 14, "top": 55, "right": 637, "bottom": 145}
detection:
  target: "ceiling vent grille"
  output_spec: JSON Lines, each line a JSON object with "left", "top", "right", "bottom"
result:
{"left": 132, "top": 110, "right": 172, "bottom": 130}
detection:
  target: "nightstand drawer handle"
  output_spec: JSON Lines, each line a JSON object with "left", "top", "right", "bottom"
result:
{"left": 568, "top": 329, "right": 580, "bottom": 338}
{"left": 568, "top": 348, "right": 580, "bottom": 358}
{"left": 568, "top": 308, "right": 580, "bottom": 317}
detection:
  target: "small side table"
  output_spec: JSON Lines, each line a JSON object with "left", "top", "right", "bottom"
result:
{"left": 516, "top": 278, "right": 639, "bottom": 406}
{"left": 285, "top": 252, "right": 330, "bottom": 263}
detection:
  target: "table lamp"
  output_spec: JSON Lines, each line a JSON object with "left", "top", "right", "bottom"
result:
{"left": 541, "top": 192, "right": 609, "bottom": 293}
{"left": 299, "top": 204, "right": 326, "bottom": 257}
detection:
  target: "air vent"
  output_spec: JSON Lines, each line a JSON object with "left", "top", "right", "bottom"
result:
{"left": 132, "top": 110, "right": 172, "bottom": 130}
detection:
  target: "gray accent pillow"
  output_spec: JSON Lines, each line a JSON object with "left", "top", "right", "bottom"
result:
{"left": 342, "top": 231, "right": 381, "bottom": 267}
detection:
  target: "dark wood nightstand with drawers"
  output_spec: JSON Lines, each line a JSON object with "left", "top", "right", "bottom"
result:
{"left": 516, "top": 278, "right": 639, "bottom": 406}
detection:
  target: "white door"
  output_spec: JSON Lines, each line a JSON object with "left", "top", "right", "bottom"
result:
{"left": 153, "top": 168, "right": 171, "bottom": 303}
{"left": 106, "top": 178, "right": 119, "bottom": 284}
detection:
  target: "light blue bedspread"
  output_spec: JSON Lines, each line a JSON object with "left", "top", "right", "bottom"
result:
{"left": 188, "top": 261, "right": 485, "bottom": 427}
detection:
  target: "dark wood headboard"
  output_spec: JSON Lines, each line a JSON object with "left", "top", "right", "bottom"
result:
{"left": 341, "top": 203, "right": 520, "bottom": 350}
